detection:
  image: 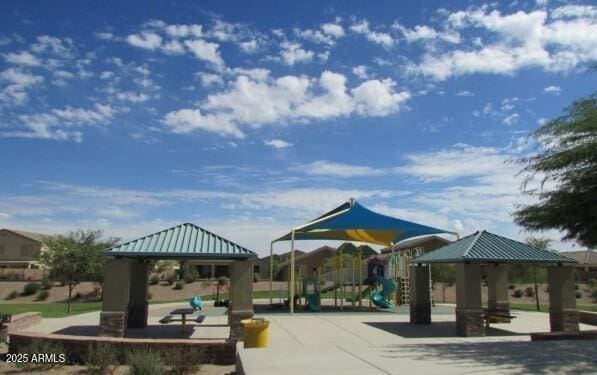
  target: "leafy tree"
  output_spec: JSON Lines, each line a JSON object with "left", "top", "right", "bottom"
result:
{"left": 41, "top": 230, "right": 118, "bottom": 314}
{"left": 514, "top": 92, "right": 597, "bottom": 248}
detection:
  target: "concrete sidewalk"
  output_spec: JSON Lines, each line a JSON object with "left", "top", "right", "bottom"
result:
{"left": 237, "top": 307, "right": 596, "bottom": 374}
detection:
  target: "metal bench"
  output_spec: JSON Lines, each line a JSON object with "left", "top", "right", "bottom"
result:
{"left": 483, "top": 312, "right": 516, "bottom": 328}
{"left": 159, "top": 315, "right": 174, "bottom": 324}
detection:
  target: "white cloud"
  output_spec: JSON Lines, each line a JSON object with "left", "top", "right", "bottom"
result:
{"left": 2, "top": 103, "right": 115, "bottom": 141}
{"left": 196, "top": 72, "right": 224, "bottom": 87}
{"left": 351, "top": 78, "right": 410, "bottom": 116}
{"left": 280, "top": 42, "right": 314, "bottom": 65}
{"left": 164, "top": 24, "right": 203, "bottom": 38}
{"left": 457, "top": 90, "right": 474, "bottom": 96}
{"left": 503, "top": 113, "right": 520, "bottom": 125}
{"left": 352, "top": 65, "right": 368, "bottom": 79}
{"left": 115, "top": 91, "right": 150, "bottom": 103}
{"left": 0, "top": 68, "right": 44, "bottom": 105}
{"left": 392, "top": 23, "right": 460, "bottom": 44}
{"left": 31, "top": 36, "right": 72, "bottom": 56}
{"left": 295, "top": 22, "right": 345, "bottom": 45}
{"left": 350, "top": 20, "right": 394, "bottom": 48}
{"left": 164, "top": 71, "right": 410, "bottom": 137}
{"left": 4, "top": 51, "right": 41, "bottom": 66}
{"left": 162, "top": 108, "right": 244, "bottom": 138}
{"left": 239, "top": 39, "right": 259, "bottom": 53}
{"left": 264, "top": 139, "right": 292, "bottom": 149}
{"left": 543, "top": 85, "right": 561, "bottom": 94}
{"left": 126, "top": 32, "right": 163, "bottom": 50}
{"left": 95, "top": 32, "right": 115, "bottom": 40}
{"left": 322, "top": 23, "right": 345, "bottom": 38}
{"left": 411, "top": 7, "right": 597, "bottom": 80}
{"left": 399, "top": 144, "right": 513, "bottom": 182}
{"left": 303, "top": 160, "right": 383, "bottom": 178}
{"left": 184, "top": 39, "right": 225, "bottom": 70}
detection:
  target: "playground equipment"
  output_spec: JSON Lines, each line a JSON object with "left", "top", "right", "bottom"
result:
{"left": 189, "top": 295, "right": 203, "bottom": 310}
{"left": 370, "top": 275, "right": 396, "bottom": 309}
{"left": 302, "top": 276, "right": 321, "bottom": 311}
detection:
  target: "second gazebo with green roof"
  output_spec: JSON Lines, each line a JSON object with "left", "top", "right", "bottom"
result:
{"left": 408, "top": 230, "right": 578, "bottom": 337}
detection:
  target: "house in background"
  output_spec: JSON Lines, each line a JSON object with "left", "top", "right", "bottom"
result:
{"left": 561, "top": 249, "right": 597, "bottom": 282}
{"left": 0, "top": 229, "right": 49, "bottom": 280}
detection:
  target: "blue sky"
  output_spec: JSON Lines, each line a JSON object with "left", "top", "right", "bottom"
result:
{"left": 0, "top": 1, "right": 595, "bottom": 255}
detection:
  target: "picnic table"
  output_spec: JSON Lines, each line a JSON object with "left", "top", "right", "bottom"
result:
{"left": 170, "top": 308, "right": 196, "bottom": 332}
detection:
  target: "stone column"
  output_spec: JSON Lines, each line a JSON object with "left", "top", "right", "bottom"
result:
{"left": 409, "top": 264, "right": 431, "bottom": 324}
{"left": 548, "top": 266, "right": 579, "bottom": 332}
{"left": 211, "top": 264, "right": 216, "bottom": 279}
{"left": 128, "top": 260, "right": 150, "bottom": 328}
{"left": 228, "top": 259, "right": 254, "bottom": 340}
{"left": 486, "top": 264, "right": 510, "bottom": 323}
{"left": 99, "top": 258, "right": 131, "bottom": 337}
{"left": 455, "top": 263, "right": 484, "bottom": 337}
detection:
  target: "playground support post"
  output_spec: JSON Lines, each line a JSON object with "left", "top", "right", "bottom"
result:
{"left": 269, "top": 241, "right": 274, "bottom": 305}
{"left": 358, "top": 250, "right": 362, "bottom": 309}
{"left": 290, "top": 229, "right": 296, "bottom": 314}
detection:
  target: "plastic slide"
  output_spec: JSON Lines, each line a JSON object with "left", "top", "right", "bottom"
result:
{"left": 307, "top": 293, "right": 321, "bottom": 311}
{"left": 370, "top": 275, "right": 396, "bottom": 309}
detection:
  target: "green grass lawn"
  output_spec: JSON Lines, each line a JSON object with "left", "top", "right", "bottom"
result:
{"left": 0, "top": 302, "right": 103, "bottom": 318}
{"left": 3, "top": 295, "right": 594, "bottom": 318}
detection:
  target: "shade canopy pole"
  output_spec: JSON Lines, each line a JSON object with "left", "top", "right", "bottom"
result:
{"left": 290, "top": 229, "right": 296, "bottom": 314}
{"left": 269, "top": 241, "right": 274, "bottom": 305}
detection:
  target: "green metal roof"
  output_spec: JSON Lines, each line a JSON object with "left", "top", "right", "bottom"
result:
{"left": 103, "top": 223, "right": 256, "bottom": 260}
{"left": 410, "top": 230, "right": 577, "bottom": 264}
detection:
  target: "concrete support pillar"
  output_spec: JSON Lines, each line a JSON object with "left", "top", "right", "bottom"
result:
{"left": 486, "top": 264, "right": 510, "bottom": 323}
{"left": 409, "top": 264, "right": 431, "bottom": 324}
{"left": 211, "top": 264, "right": 216, "bottom": 279}
{"left": 229, "top": 259, "right": 254, "bottom": 340}
{"left": 99, "top": 258, "right": 131, "bottom": 337}
{"left": 455, "top": 263, "right": 484, "bottom": 337}
{"left": 548, "top": 266, "right": 579, "bottom": 332}
{"left": 128, "top": 261, "right": 150, "bottom": 328}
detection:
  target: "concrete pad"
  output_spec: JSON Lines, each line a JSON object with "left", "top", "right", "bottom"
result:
{"left": 238, "top": 306, "right": 597, "bottom": 374}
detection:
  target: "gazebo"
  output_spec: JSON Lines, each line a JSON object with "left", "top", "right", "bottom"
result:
{"left": 100, "top": 223, "right": 256, "bottom": 339}
{"left": 409, "top": 230, "right": 578, "bottom": 336}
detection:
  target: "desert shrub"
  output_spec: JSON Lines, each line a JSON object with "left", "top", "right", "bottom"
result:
{"left": 166, "top": 274, "right": 176, "bottom": 286}
{"left": 217, "top": 276, "right": 229, "bottom": 286}
{"left": 126, "top": 347, "right": 165, "bottom": 375}
{"left": 6, "top": 290, "right": 18, "bottom": 300}
{"left": 162, "top": 347, "right": 208, "bottom": 375}
{"left": 253, "top": 272, "right": 260, "bottom": 283}
{"left": 40, "top": 276, "right": 53, "bottom": 290}
{"left": 575, "top": 291, "right": 582, "bottom": 299}
{"left": 525, "top": 286, "right": 535, "bottom": 297}
{"left": 22, "top": 282, "right": 41, "bottom": 296}
{"left": 36, "top": 290, "right": 49, "bottom": 301}
{"left": 574, "top": 284, "right": 579, "bottom": 290}
{"left": 512, "top": 289, "right": 523, "bottom": 298}
{"left": 149, "top": 275, "right": 160, "bottom": 285}
{"left": 16, "top": 340, "right": 65, "bottom": 371}
{"left": 86, "top": 342, "right": 119, "bottom": 374}
{"left": 174, "top": 281, "right": 185, "bottom": 290}
{"left": 183, "top": 268, "right": 198, "bottom": 284}
{"left": 147, "top": 292, "right": 153, "bottom": 301}
{"left": 588, "top": 278, "right": 596, "bottom": 288}
{"left": 508, "top": 284, "right": 515, "bottom": 290}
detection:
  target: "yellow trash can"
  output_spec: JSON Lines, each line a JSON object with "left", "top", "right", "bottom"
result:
{"left": 241, "top": 318, "right": 270, "bottom": 348}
